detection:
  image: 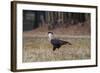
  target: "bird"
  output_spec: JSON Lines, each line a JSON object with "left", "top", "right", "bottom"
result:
{"left": 48, "top": 32, "right": 72, "bottom": 51}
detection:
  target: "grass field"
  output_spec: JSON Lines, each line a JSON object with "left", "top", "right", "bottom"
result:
{"left": 23, "top": 36, "right": 91, "bottom": 62}
{"left": 22, "top": 23, "right": 91, "bottom": 62}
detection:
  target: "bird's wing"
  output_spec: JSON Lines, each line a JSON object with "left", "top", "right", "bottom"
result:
{"left": 51, "top": 38, "right": 72, "bottom": 45}
{"left": 59, "top": 39, "right": 72, "bottom": 45}
{"left": 51, "top": 39, "right": 60, "bottom": 44}
{"left": 58, "top": 40, "right": 67, "bottom": 45}
{"left": 51, "top": 39, "right": 64, "bottom": 45}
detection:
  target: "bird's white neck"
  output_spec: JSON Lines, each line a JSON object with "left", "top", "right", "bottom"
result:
{"left": 48, "top": 33, "right": 54, "bottom": 41}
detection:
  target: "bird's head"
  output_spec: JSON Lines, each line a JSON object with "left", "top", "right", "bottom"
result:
{"left": 48, "top": 32, "right": 54, "bottom": 41}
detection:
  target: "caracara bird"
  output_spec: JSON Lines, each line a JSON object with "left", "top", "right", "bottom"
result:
{"left": 48, "top": 32, "right": 72, "bottom": 51}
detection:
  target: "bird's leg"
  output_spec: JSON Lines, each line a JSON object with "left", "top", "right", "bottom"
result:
{"left": 53, "top": 47, "right": 56, "bottom": 51}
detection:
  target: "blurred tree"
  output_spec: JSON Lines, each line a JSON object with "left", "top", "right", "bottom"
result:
{"left": 23, "top": 10, "right": 90, "bottom": 31}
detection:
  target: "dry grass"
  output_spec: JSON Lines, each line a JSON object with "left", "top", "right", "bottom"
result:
{"left": 23, "top": 22, "right": 90, "bottom": 37}
{"left": 23, "top": 23, "right": 91, "bottom": 62}
{"left": 23, "top": 36, "right": 91, "bottom": 62}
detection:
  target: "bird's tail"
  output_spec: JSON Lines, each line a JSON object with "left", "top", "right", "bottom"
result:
{"left": 62, "top": 41, "right": 72, "bottom": 45}
{"left": 66, "top": 41, "right": 72, "bottom": 45}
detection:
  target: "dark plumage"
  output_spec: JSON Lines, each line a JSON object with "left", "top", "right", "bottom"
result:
{"left": 48, "top": 32, "right": 72, "bottom": 51}
{"left": 51, "top": 39, "right": 71, "bottom": 51}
